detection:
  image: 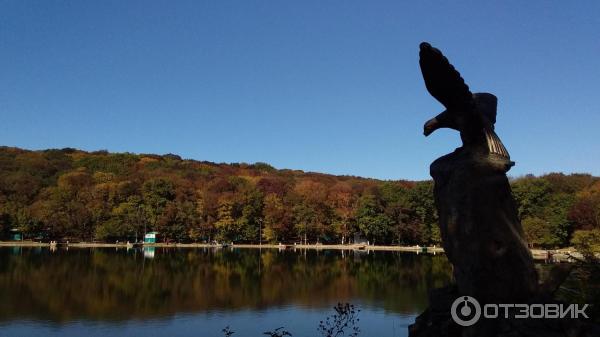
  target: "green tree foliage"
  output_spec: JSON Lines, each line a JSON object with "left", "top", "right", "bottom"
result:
{"left": 522, "top": 216, "right": 560, "bottom": 248}
{"left": 293, "top": 202, "right": 318, "bottom": 244}
{"left": 512, "top": 176, "right": 551, "bottom": 220}
{"left": 407, "top": 181, "right": 439, "bottom": 244}
{"left": 356, "top": 195, "right": 392, "bottom": 244}
{"left": 0, "top": 147, "right": 597, "bottom": 247}
{"left": 571, "top": 229, "right": 600, "bottom": 259}
{"left": 513, "top": 173, "right": 599, "bottom": 248}
{"left": 236, "top": 188, "right": 264, "bottom": 242}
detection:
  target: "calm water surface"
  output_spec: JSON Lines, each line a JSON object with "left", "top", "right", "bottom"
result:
{"left": 0, "top": 247, "right": 453, "bottom": 337}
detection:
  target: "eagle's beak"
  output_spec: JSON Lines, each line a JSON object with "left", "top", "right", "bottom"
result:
{"left": 423, "top": 118, "right": 439, "bottom": 136}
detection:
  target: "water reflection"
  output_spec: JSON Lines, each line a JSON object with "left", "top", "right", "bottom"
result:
{"left": 0, "top": 247, "right": 453, "bottom": 324}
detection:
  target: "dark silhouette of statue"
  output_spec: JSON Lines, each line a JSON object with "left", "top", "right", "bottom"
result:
{"left": 409, "top": 43, "right": 598, "bottom": 337}
{"left": 418, "top": 42, "right": 537, "bottom": 303}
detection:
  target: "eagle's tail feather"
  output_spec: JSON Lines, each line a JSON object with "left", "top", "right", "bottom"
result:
{"left": 485, "top": 128, "right": 510, "bottom": 159}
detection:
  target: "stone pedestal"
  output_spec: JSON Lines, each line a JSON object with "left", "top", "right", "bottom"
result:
{"left": 430, "top": 149, "right": 537, "bottom": 304}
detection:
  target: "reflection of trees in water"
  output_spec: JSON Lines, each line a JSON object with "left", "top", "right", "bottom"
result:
{"left": 0, "top": 248, "right": 452, "bottom": 322}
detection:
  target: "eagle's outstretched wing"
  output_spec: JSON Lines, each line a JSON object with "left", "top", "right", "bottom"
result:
{"left": 419, "top": 42, "right": 473, "bottom": 110}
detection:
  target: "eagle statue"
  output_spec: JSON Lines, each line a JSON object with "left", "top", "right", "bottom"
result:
{"left": 419, "top": 42, "right": 511, "bottom": 161}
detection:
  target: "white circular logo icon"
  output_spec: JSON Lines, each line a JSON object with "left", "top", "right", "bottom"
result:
{"left": 451, "top": 296, "right": 481, "bottom": 326}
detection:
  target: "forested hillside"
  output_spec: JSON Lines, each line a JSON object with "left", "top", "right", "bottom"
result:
{"left": 0, "top": 146, "right": 598, "bottom": 247}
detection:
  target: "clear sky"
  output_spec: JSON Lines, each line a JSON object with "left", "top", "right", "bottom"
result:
{"left": 2, "top": 1, "right": 599, "bottom": 180}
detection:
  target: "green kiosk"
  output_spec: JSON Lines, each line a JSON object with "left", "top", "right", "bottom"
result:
{"left": 144, "top": 232, "right": 159, "bottom": 244}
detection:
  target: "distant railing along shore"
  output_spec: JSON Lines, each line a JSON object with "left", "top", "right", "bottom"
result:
{"left": 0, "top": 241, "right": 589, "bottom": 262}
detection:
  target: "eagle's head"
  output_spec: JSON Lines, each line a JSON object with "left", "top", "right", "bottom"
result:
{"left": 422, "top": 93, "right": 497, "bottom": 137}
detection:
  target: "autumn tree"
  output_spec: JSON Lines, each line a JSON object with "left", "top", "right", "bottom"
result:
{"left": 215, "top": 197, "right": 238, "bottom": 242}
{"left": 156, "top": 200, "right": 195, "bottom": 242}
{"left": 141, "top": 178, "right": 176, "bottom": 234}
{"left": 327, "top": 182, "right": 356, "bottom": 244}
{"left": 293, "top": 180, "right": 330, "bottom": 243}
{"left": 31, "top": 170, "right": 94, "bottom": 239}
{"left": 189, "top": 191, "right": 215, "bottom": 243}
{"left": 0, "top": 146, "right": 597, "bottom": 248}
{"left": 568, "top": 182, "right": 600, "bottom": 231}
{"left": 263, "top": 193, "right": 291, "bottom": 243}
{"left": 95, "top": 195, "right": 144, "bottom": 241}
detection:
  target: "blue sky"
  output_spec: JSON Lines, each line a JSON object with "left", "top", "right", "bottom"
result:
{"left": 1, "top": 1, "right": 599, "bottom": 180}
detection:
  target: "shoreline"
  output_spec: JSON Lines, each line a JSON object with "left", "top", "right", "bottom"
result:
{"left": 0, "top": 240, "right": 443, "bottom": 252}
{"left": 0, "top": 241, "right": 583, "bottom": 261}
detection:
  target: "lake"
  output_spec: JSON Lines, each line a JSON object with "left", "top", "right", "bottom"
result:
{"left": 0, "top": 246, "right": 453, "bottom": 337}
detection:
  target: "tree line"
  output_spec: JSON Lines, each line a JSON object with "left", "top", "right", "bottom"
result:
{"left": 0, "top": 146, "right": 598, "bottom": 248}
